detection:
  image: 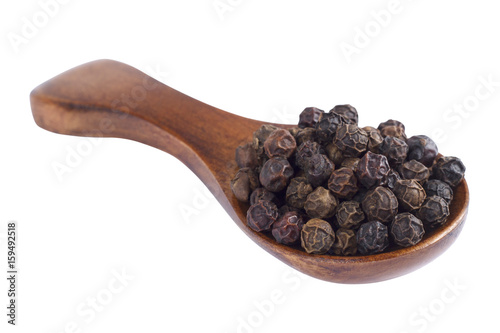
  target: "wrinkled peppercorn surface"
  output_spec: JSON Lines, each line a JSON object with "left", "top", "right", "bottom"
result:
{"left": 301, "top": 218, "right": 335, "bottom": 254}
{"left": 247, "top": 200, "right": 279, "bottom": 232}
{"left": 328, "top": 167, "right": 358, "bottom": 199}
{"left": 357, "top": 221, "right": 389, "bottom": 255}
{"left": 259, "top": 157, "right": 294, "bottom": 192}
{"left": 272, "top": 211, "right": 305, "bottom": 245}
{"left": 362, "top": 186, "right": 398, "bottom": 223}
{"left": 390, "top": 213, "right": 425, "bottom": 247}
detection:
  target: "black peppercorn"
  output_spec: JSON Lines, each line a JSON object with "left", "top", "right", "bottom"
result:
{"left": 328, "top": 167, "right": 358, "bottom": 199}
{"left": 356, "top": 221, "right": 389, "bottom": 255}
{"left": 305, "top": 154, "right": 335, "bottom": 187}
{"left": 355, "top": 151, "right": 390, "bottom": 189}
{"left": 259, "top": 157, "right": 294, "bottom": 192}
{"left": 315, "top": 112, "right": 347, "bottom": 145}
{"left": 250, "top": 187, "right": 278, "bottom": 206}
{"left": 301, "top": 218, "right": 335, "bottom": 254}
{"left": 399, "top": 160, "right": 430, "bottom": 184}
{"left": 324, "top": 143, "right": 344, "bottom": 166}
{"left": 362, "top": 186, "right": 398, "bottom": 223}
{"left": 330, "top": 104, "right": 358, "bottom": 124}
{"left": 423, "top": 179, "right": 453, "bottom": 204}
{"left": 379, "top": 136, "right": 409, "bottom": 166}
{"left": 295, "top": 141, "right": 323, "bottom": 170}
{"left": 286, "top": 177, "right": 313, "bottom": 209}
{"left": 407, "top": 135, "right": 438, "bottom": 167}
{"left": 417, "top": 195, "right": 450, "bottom": 229}
{"left": 235, "top": 142, "right": 260, "bottom": 169}
{"left": 334, "top": 124, "right": 369, "bottom": 157}
{"left": 264, "top": 128, "right": 297, "bottom": 159}
{"left": 304, "top": 186, "right": 338, "bottom": 219}
{"left": 432, "top": 156, "right": 466, "bottom": 188}
{"left": 378, "top": 119, "right": 407, "bottom": 141}
{"left": 393, "top": 179, "right": 426, "bottom": 211}
{"left": 299, "top": 107, "right": 324, "bottom": 128}
{"left": 272, "top": 211, "right": 305, "bottom": 245}
{"left": 294, "top": 127, "right": 317, "bottom": 146}
{"left": 247, "top": 200, "right": 279, "bottom": 232}
{"left": 390, "top": 213, "right": 425, "bottom": 247}
{"left": 230, "top": 167, "right": 260, "bottom": 202}
{"left": 329, "top": 228, "right": 357, "bottom": 255}
{"left": 335, "top": 201, "right": 365, "bottom": 229}
{"left": 363, "top": 126, "right": 384, "bottom": 153}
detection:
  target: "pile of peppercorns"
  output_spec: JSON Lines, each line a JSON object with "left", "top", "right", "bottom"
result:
{"left": 231, "top": 105, "right": 466, "bottom": 255}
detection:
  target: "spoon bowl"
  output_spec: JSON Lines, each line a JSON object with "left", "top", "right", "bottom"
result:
{"left": 30, "top": 59, "right": 469, "bottom": 283}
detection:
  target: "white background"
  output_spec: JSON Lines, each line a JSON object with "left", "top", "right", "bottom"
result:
{"left": 1, "top": 0, "right": 498, "bottom": 332}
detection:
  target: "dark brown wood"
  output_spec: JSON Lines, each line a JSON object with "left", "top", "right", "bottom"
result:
{"left": 30, "top": 59, "right": 469, "bottom": 283}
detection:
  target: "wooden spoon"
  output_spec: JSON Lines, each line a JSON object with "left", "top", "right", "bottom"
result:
{"left": 30, "top": 59, "right": 469, "bottom": 283}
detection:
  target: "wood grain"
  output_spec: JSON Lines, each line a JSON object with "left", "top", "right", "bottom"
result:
{"left": 30, "top": 59, "right": 469, "bottom": 283}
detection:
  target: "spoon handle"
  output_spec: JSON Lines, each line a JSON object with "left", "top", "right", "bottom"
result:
{"left": 30, "top": 59, "right": 261, "bottom": 193}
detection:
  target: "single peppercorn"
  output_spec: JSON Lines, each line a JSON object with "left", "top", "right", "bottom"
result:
{"left": 423, "top": 179, "right": 453, "bottom": 204}
{"left": 432, "top": 156, "right": 466, "bottom": 188}
{"left": 259, "top": 157, "right": 294, "bottom": 192}
{"left": 246, "top": 200, "right": 279, "bottom": 232}
{"left": 335, "top": 201, "right": 365, "bottom": 229}
{"left": 329, "top": 228, "right": 357, "bottom": 255}
{"left": 272, "top": 211, "right": 305, "bottom": 245}
{"left": 356, "top": 221, "right": 389, "bottom": 255}
{"left": 393, "top": 179, "right": 426, "bottom": 211}
{"left": 301, "top": 218, "right": 335, "bottom": 254}
{"left": 286, "top": 177, "right": 313, "bottom": 209}
{"left": 264, "top": 128, "right": 297, "bottom": 159}
{"left": 407, "top": 135, "right": 438, "bottom": 167}
{"left": 250, "top": 187, "right": 278, "bottom": 206}
{"left": 324, "top": 143, "right": 344, "bottom": 166}
{"left": 334, "top": 124, "right": 369, "bottom": 157}
{"left": 381, "top": 168, "right": 401, "bottom": 191}
{"left": 362, "top": 126, "right": 384, "bottom": 153}
{"left": 305, "top": 154, "right": 335, "bottom": 187}
{"left": 390, "top": 213, "right": 425, "bottom": 247}
{"left": 355, "top": 151, "right": 390, "bottom": 189}
{"left": 328, "top": 167, "right": 358, "bottom": 199}
{"left": 295, "top": 141, "right": 323, "bottom": 170}
{"left": 330, "top": 104, "right": 358, "bottom": 124}
{"left": 362, "top": 186, "right": 398, "bottom": 223}
{"left": 340, "top": 157, "right": 360, "bottom": 171}
{"left": 304, "top": 186, "right": 338, "bottom": 219}
{"left": 379, "top": 136, "right": 409, "bottom": 166}
{"left": 417, "top": 196, "right": 450, "bottom": 229}
{"left": 235, "top": 142, "right": 260, "bottom": 169}
{"left": 399, "top": 160, "right": 430, "bottom": 184}
{"left": 315, "top": 112, "right": 347, "bottom": 145}
{"left": 299, "top": 107, "right": 324, "bottom": 128}
{"left": 378, "top": 119, "right": 407, "bottom": 141}
{"left": 230, "top": 167, "right": 260, "bottom": 202}
{"left": 294, "top": 127, "right": 317, "bottom": 146}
